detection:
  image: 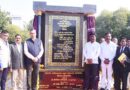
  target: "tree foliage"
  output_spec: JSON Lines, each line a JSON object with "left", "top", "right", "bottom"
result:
{"left": 20, "top": 30, "right": 30, "bottom": 42}
{"left": 0, "top": 8, "right": 11, "bottom": 31}
{"left": 96, "top": 8, "right": 130, "bottom": 41}
{"left": 7, "top": 24, "right": 21, "bottom": 42}
{"left": 24, "top": 19, "right": 33, "bottom": 31}
{"left": 6, "top": 24, "right": 29, "bottom": 43}
{"left": 96, "top": 10, "right": 113, "bottom": 40}
{"left": 0, "top": 8, "right": 29, "bottom": 43}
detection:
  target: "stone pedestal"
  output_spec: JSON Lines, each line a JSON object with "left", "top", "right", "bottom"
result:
{"left": 33, "top": 1, "right": 96, "bottom": 89}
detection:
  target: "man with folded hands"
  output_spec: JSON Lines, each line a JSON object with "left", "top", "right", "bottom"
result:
{"left": 99, "top": 32, "right": 117, "bottom": 90}
{"left": 24, "top": 30, "right": 44, "bottom": 90}
{"left": 83, "top": 32, "right": 100, "bottom": 90}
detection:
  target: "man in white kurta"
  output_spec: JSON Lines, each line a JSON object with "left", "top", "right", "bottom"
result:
{"left": 100, "top": 32, "right": 117, "bottom": 90}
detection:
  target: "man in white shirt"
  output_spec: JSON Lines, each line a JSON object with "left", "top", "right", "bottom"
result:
{"left": 0, "top": 30, "right": 10, "bottom": 90}
{"left": 100, "top": 32, "right": 117, "bottom": 90}
{"left": 83, "top": 32, "right": 100, "bottom": 90}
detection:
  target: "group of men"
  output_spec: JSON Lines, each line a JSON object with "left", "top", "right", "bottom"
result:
{"left": 83, "top": 32, "right": 130, "bottom": 90}
{"left": 0, "top": 29, "right": 44, "bottom": 90}
{"left": 1, "top": 28, "right": 130, "bottom": 90}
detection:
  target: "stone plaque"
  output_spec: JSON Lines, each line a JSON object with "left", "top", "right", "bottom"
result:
{"left": 45, "top": 14, "right": 83, "bottom": 69}
{"left": 52, "top": 17, "right": 76, "bottom": 63}
{"left": 39, "top": 71, "right": 83, "bottom": 90}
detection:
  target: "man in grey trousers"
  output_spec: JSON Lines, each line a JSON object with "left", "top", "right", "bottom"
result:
{"left": 24, "top": 29, "right": 44, "bottom": 90}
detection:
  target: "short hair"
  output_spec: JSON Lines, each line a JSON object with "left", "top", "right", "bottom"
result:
{"left": 1, "top": 30, "right": 8, "bottom": 34}
{"left": 120, "top": 37, "right": 127, "bottom": 42}
{"left": 15, "top": 34, "right": 21, "bottom": 38}
{"left": 105, "top": 32, "right": 111, "bottom": 36}
{"left": 112, "top": 37, "right": 118, "bottom": 41}
{"left": 89, "top": 32, "right": 96, "bottom": 36}
{"left": 127, "top": 37, "right": 130, "bottom": 40}
{"left": 30, "top": 29, "right": 36, "bottom": 33}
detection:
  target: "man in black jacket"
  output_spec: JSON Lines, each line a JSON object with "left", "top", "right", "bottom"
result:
{"left": 113, "top": 37, "right": 130, "bottom": 90}
{"left": 123, "top": 38, "right": 130, "bottom": 90}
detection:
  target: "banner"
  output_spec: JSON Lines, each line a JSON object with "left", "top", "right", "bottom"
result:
{"left": 86, "top": 15, "right": 95, "bottom": 41}
{"left": 33, "top": 15, "right": 38, "bottom": 31}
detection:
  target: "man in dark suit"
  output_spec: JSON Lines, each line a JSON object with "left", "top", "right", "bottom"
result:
{"left": 122, "top": 38, "right": 130, "bottom": 90}
{"left": 10, "top": 34, "right": 24, "bottom": 90}
{"left": 113, "top": 37, "right": 130, "bottom": 90}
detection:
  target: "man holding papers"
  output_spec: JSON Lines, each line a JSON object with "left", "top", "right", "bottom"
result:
{"left": 123, "top": 38, "right": 130, "bottom": 90}
{"left": 113, "top": 37, "right": 129, "bottom": 90}
{"left": 118, "top": 53, "right": 126, "bottom": 63}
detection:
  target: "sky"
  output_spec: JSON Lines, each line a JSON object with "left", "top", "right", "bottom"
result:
{"left": 0, "top": 0, "right": 130, "bottom": 23}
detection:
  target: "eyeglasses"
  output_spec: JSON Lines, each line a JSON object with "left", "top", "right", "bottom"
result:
{"left": 30, "top": 33, "right": 36, "bottom": 34}
{"left": 3, "top": 34, "right": 9, "bottom": 37}
{"left": 16, "top": 38, "right": 21, "bottom": 39}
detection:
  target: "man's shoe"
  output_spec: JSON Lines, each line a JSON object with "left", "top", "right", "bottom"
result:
{"left": 83, "top": 88, "right": 88, "bottom": 90}
{"left": 100, "top": 88, "right": 105, "bottom": 90}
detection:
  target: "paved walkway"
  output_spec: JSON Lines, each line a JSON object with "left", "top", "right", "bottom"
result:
{"left": 6, "top": 70, "right": 27, "bottom": 90}
{"left": 6, "top": 71, "right": 130, "bottom": 90}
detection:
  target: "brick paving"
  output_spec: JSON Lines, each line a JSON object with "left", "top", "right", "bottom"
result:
{"left": 6, "top": 70, "right": 27, "bottom": 90}
{"left": 6, "top": 71, "right": 130, "bottom": 90}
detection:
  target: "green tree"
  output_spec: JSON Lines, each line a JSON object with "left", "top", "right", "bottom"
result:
{"left": 6, "top": 24, "right": 29, "bottom": 43}
{"left": 120, "top": 28, "right": 130, "bottom": 39}
{"left": 112, "top": 8, "right": 129, "bottom": 38}
{"left": 24, "top": 19, "right": 33, "bottom": 31}
{"left": 0, "top": 8, "right": 11, "bottom": 31}
{"left": 6, "top": 24, "right": 21, "bottom": 43}
{"left": 127, "top": 13, "right": 130, "bottom": 28}
{"left": 20, "top": 30, "right": 30, "bottom": 42}
{"left": 96, "top": 10, "right": 113, "bottom": 40}
{"left": 0, "top": 7, "right": 29, "bottom": 42}
{"left": 96, "top": 8, "right": 130, "bottom": 41}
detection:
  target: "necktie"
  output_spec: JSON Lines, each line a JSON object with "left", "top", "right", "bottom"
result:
{"left": 120, "top": 47, "right": 122, "bottom": 53}
{"left": 120, "top": 47, "right": 124, "bottom": 53}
